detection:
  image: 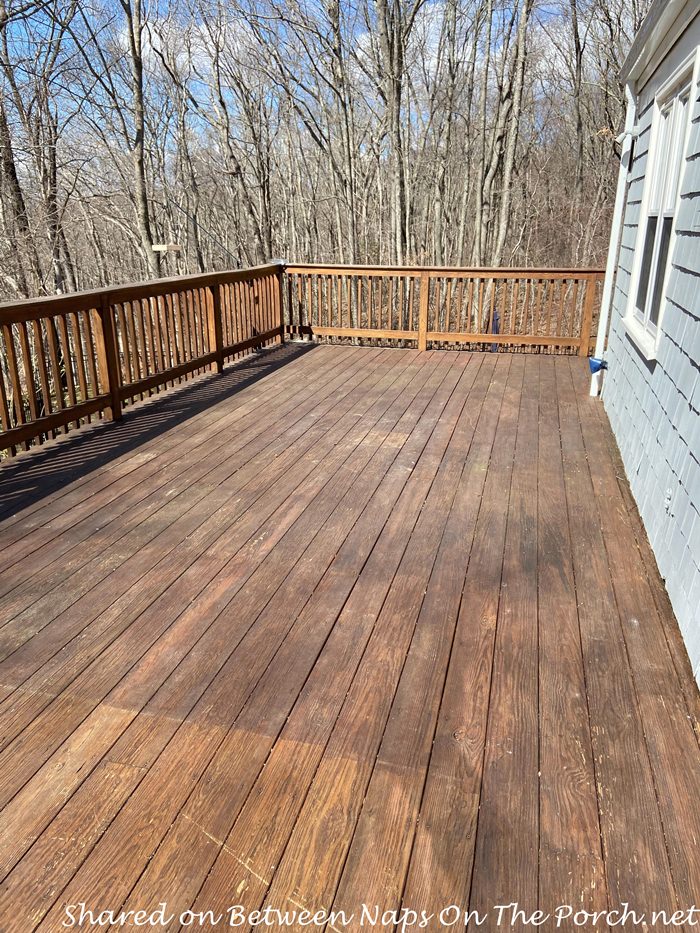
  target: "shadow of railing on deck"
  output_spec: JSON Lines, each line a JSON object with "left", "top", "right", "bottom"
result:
{"left": 0, "top": 342, "right": 315, "bottom": 521}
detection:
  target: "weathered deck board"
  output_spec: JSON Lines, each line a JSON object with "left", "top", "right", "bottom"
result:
{"left": 0, "top": 345, "right": 697, "bottom": 932}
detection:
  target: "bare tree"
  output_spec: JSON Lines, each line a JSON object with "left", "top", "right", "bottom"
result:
{"left": 0, "top": 0, "right": 649, "bottom": 300}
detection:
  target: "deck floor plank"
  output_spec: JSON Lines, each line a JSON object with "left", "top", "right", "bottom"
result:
{"left": 536, "top": 358, "right": 606, "bottom": 924}
{"left": 468, "top": 354, "right": 540, "bottom": 916}
{"left": 556, "top": 357, "right": 679, "bottom": 916}
{"left": 400, "top": 355, "right": 523, "bottom": 926}
{"left": 570, "top": 359, "right": 700, "bottom": 907}
{"left": 0, "top": 346, "right": 696, "bottom": 933}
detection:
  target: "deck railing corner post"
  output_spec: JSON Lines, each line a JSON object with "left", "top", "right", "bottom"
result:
{"left": 95, "top": 294, "right": 122, "bottom": 421}
{"left": 274, "top": 260, "right": 286, "bottom": 344}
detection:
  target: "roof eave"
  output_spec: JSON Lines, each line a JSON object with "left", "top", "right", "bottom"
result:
{"left": 620, "top": 0, "right": 696, "bottom": 86}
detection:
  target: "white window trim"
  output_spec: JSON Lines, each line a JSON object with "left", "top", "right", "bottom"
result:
{"left": 624, "top": 48, "right": 700, "bottom": 361}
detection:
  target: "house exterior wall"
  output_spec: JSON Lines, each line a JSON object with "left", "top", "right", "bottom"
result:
{"left": 603, "top": 13, "right": 700, "bottom": 683}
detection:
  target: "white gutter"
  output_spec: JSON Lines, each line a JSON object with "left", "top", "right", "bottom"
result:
{"left": 590, "top": 84, "right": 638, "bottom": 397}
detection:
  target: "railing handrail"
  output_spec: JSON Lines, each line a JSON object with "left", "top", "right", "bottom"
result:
{"left": 0, "top": 262, "right": 604, "bottom": 322}
{"left": 0, "top": 262, "right": 284, "bottom": 325}
{"left": 286, "top": 262, "right": 605, "bottom": 278}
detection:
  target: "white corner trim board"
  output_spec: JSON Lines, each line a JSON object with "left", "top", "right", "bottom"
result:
{"left": 590, "top": 86, "right": 638, "bottom": 396}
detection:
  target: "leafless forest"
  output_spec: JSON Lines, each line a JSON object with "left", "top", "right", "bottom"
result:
{"left": 0, "top": 0, "right": 649, "bottom": 299}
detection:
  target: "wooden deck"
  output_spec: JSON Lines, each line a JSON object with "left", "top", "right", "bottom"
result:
{"left": 0, "top": 344, "right": 698, "bottom": 931}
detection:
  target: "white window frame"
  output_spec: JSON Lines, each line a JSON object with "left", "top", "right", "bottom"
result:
{"left": 624, "top": 49, "right": 699, "bottom": 361}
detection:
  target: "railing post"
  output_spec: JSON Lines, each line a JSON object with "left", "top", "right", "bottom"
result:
{"left": 93, "top": 295, "right": 122, "bottom": 421}
{"left": 208, "top": 283, "right": 225, "bottom": 373}
{"left": 418, "top": 271, "right": 429, "bottom": 352}
{"left": 579, "top": 277, "right": 597, "bottom": 357}
{"left": 272, "top": 261, "right": 286, "bottom": 344}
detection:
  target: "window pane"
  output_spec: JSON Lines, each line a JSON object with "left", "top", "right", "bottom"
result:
{"left": 649, "top": 216, "right": 673, "bottom": 327}
{"left": 636, "top": 215, "right": 658, "bottom": 315}
{"left": 663, "top": 93, "right": 690, "bottom": 210}
{"left": 650, "top": 107, "right": 672, "bottom": 212}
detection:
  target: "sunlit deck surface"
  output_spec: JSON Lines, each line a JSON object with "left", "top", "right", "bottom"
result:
{"left": 0, "top": 344, "right": 698, "bottom": 932}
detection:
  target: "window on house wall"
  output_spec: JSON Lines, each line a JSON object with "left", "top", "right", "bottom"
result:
{"left": 628, "top": 74, "right": 693, "bottom": 356}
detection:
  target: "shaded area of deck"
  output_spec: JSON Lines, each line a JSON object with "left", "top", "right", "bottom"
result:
{"left": 0, "top": 345, "right": 698, "bottom": 931}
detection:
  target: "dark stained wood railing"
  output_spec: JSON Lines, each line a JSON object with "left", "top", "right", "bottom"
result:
{"left": 0, "top": 261, "right": 603, "bottom": 459}
{"left": 285, "top": 264, "right": 604, "bottom": 355}
{"left": 0, "top": 263, "right": 284, "bottom": 457}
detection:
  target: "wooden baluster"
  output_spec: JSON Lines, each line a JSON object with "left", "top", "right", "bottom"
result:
{"left": 188, "top": 289, "right": 200, "bottom": 363}
{"left": 1, "top": 323, "right": 28, "bottom": 449}
{"left": 534, "top": 278, "right": 544, "bottom": 338}
{"left": 445, "top": 278, "right": 453, "bottom": 334}
{"left": 356, "top": 275, "right": 363, "bottom": 330}
{"left": 477, "top": 279, "right": 485, "bottom": 332}
{"left": 568, "top": 279, "right": 580, "bottom": 347}
{"left": 68, "top": 313, "right": 90, "bottom": 415}
{"left": 0, "top": 360, "right": 15, "bottom": 455}
{"left": 146, "top": 297, "right": 162, "bottom": 377}
{"left": 153, "top": 295, "right": 167, "bottom": 376}
{"left": 303, "top": 274, "right": 310, "bottom": 333}
{"left": 456, "top": 278, "right": 464, "bottom": 333}
{"left": 83, "top": 312, "right": 101, "bottom": 403}
{"left": 512, "top": 279, "right": 520, "bottom": 335}
{"left": 165, "top": 293, "right": 179, "bottom": 382}
{"left": 242, "top": 279, "right": 250, "bottom": 341}
{"left": 388, "top": 276, "right": 395, "bottom": 331}
{"left": 115, "top": 304, "right": 131, "bottom": 387}
{"left": 31, "top": 320, "right": 53, "bottom": 429}
{"left": 123, "top": 302, "right": 141, "bottom": 393}
{"left": 17, "top": 320, "right": 39, "bottom": 426}
{"left": 267, "top": 274, "right": 274, "bottom": 335}
{"left": 486, "top": 277, "right": 497, "bottom": 337}
{"left": 196, "top": 288, "right": 205, "bottom": 366}
{"left": 287, "top": 274, "right": 294, "bottom": 336}
{"left": 133, "top": 299, "right": 149, "bottom": 389}
{"left": 499, "top": 278, "right": 508, "bottom": 339}
{"left": 556, "top": 279, "right": 566, "bottom": 338}
{"left": 260, "top": 276, "right": 267, "bottom": 337}
{"left": 252, "top": 276, "right": 260, "bottom": 336}
{"left": 45, "top": 317, "right": 67, "bottom": 431}
{"left": 182, "top": 291, "right": 193, "bottom": 366}
{"left": 177, "top": 292, "right": 192, "bottom": 374}
{"left": 231, "top": 282, "right": 241, "bottom": 353}
{"left": 522, "top": 278, "right": 532, "bottom": 336}
{"left": 545, "top": 279, "right": 555, "bottom": 337}
{"left": 55, "top": 315, "right": 77, "bottom": 423}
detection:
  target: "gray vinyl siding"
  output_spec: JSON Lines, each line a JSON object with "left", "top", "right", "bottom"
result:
{"left": 603, "top": 22, "right": 700, "bottom": 683}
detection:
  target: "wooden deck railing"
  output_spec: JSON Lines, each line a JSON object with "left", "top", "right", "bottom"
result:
{"left": 285, "top": 264, "right": 604, "bottom": 354}
{"left": 0, "top": 263, "right": 284, "bottom": 457}
{"left": 0, "top": 261, "right": 603, "bottom": 458}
